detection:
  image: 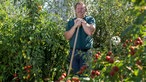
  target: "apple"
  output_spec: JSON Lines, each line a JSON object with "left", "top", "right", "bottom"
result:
{"left": 107, "top": 51, "right": 112, "bottom": 56}
{"left": 110, "top": 71, "right": 115, "bottom": 76}
{"left": 95, "top": 70, "right": 100, "bottom": 76}
{"left": 106, "top": 56, "right": 111, "bottom": 61}
{"left": 109, "top": 58, "right": 114, "bottom": 63}
{"left": 95, "top": 54, "right": 99, "bottom": 59}
{"left": 112, "top": 66, "right": 119, "bottom": 72}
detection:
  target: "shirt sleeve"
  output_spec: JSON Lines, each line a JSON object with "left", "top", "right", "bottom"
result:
{"left": 66, "top": 19, "right": 74, "bottom": 31}
{"left": 88, "top": 17, "right": 96, "bottom": 27}
{"left": 66, "top": 21, "right": 70, "bottom": 31}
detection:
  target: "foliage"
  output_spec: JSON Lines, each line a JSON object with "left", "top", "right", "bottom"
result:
{"left": 90, "top": 0, "right": 136, "bottom": 48}
{"left": 0, "top": 0, "right": 69, "bottom": 81}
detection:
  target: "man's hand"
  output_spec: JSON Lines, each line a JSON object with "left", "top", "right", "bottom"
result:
{"left": 75, "top": 18, "right": 87, "bottom": 26}
{"left": 74, "top": 18, "right": 83, "bottom": 28}
{"left": 81, "top": 19, "right": 87, "bottom": 26}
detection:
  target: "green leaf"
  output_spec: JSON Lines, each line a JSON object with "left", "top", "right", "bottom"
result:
{"left": 133, "top": 69, "right": 139, "bottom": 76}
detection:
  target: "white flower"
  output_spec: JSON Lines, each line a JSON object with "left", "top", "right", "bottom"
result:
{"left": 111, "top": 36, "right": 121, "bottom": 46}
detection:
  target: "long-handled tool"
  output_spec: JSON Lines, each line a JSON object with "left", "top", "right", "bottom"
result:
{"left": 67, "top": 27, "right": 80, "bottom": 76}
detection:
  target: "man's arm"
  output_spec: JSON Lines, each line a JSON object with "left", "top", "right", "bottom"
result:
{"left": 64, "top": 25, "right": 77, "bottom": 40}
{"left": 64, "top": 18, "right": 82, "bottom": 40}
{"left": 81, "top": 20, "right": 96, "bottom": 36}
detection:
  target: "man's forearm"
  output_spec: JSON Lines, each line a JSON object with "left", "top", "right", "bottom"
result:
{"left": 82, "top": 23, "right": 96, "bottom": 36}
{"left": 64, "top": 26, "right": 77, "bottom": 40}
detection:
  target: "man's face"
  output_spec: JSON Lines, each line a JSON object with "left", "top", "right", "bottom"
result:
{"left": 75, "top": 4, "right": 86, "bottom": 18}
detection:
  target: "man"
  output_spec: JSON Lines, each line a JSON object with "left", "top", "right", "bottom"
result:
{"left": 64, "top": 2, "right": 96, "bottom": 76}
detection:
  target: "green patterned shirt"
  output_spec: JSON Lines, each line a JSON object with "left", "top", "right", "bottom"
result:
{"left": 66, "top": 16, "right": 96, "bottom": 49}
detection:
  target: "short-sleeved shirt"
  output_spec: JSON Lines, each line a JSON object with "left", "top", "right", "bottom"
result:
{"left": 66, "top": 16, "right": 96, "bottom": 50}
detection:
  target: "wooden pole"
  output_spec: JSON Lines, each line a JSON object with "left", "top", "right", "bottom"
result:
{"left": 67, "top": 27, "right": 79, "bottom": 76}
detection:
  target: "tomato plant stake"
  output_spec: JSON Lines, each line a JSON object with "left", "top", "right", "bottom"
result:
{"left": 67, "top": 27, "right": 80, "bottom": 76}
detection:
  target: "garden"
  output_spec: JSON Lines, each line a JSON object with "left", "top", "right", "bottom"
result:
{"left": 0, "top": 0, "right": 146, "bottom": 82}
